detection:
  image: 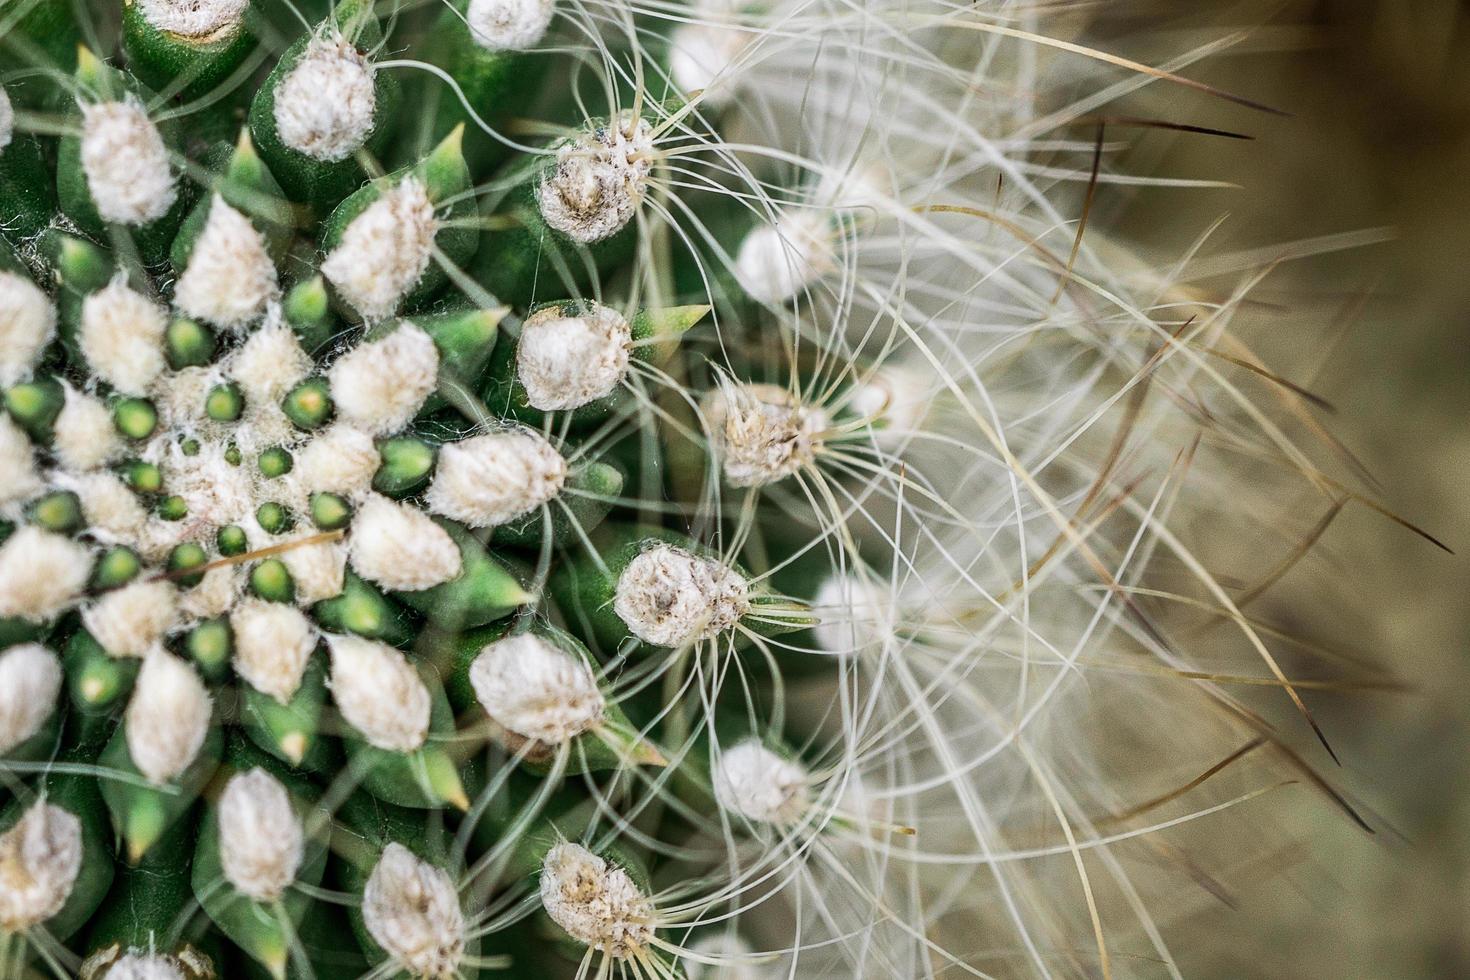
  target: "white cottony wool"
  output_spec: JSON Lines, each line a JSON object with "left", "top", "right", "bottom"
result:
{"left": 230, "top": 599, "right": 317, "bottom": 704}
{"left": 295, "top": 424, "right": 380, "bottom": 496}
{"left": 0, "top": 643, "right": 62, "bottom": 755}
{"left": 540, "top": 842, "right": 654, "bottom": 957}
{"left": 80, "top": 96, "right": 177, "bottom": 226}
{"left": 469, "top": 633, "right": 604, "bottom": 747}
{"left": 65, "top": 471, "right": 148, "bottom": 547}
{"left": 321, "top": 177, "right": 439, "bottom": 321}
{"left": 702, "top": 382, "right": 826, "bottom": 487}
{"left": 0, "top": 270, "right": 56, "bottom": 387}
{"left": 280, "top": 535, "right": 347, "bottom": 605}
{"left": 0, "top": 413, "right": 40, "bottom": 507}
{"left": 812, "top": 574, "right": 892, "bottom": 657}
{"left": 426, "top": 428, "right": 566, "bottom": 528}
{"left": 0, "top": 86, "right": 12, "bottom": 154}
{"left": 126, "top": 651, "right": 212, "bottom": 784}
{"left": 713, "top": 740, "right": 810, "bottom": 826}
{"left": 362, "top": 843, "right": 465, "bottom": 978}
{"left": 218, "top": 768, "right": 305, "bottom": 902}
{"left": 52, "top": 385, "right": 121, "bottom": 471}
{"left": 326, "top": 634, "right": 431, "bottom": 752}
{"left": 0, "top": 800, "right": 82, "bottom": 932}
{"left": 137, "top": 0, "right": 248, "bottom": 36}
{"left": 328, "top": 323, "right": 439, "bottom": 435}
{"left": 0, "top": 527, "right": 93, "bottom": 623}
{"left": 537, "top": 113, "right": 655, "bottom": 244}
{"left": 104, "top": 954, "right": 187, "bottom": 980}
{"left": 733, "top": 209, "right": 835, "bottom": 305}
{"left": 81, "top": 579, "right": 178, "bottom": 658}
{"left": 173, "top": 195, "right": 278, "bottom": 331}
{"left": 179, "top": 565, "right": 239, "bottom": 620}
{"left": 229, "top": 320, "right": 312, "bottom": 403}
{"left": 274, "top": 36, "right": 377, "bottom": 162}
{"left": 516, "top": 303, "right": 631, "bottom": 411}
{"left": 614, "top": 543, "right": 750, "bottom": 647}
{"left": 348, "top": 494, "right": 462, "bottom": 592}
{"left": 467, "top": 0, "right": 555, "bottom": 51}
{"left": 79, "top": 276, "right": 168, "bottom": 396}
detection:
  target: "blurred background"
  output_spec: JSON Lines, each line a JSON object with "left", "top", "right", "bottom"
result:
{"left": 1091, "top": 1, "right": 1469, "bottom": 975}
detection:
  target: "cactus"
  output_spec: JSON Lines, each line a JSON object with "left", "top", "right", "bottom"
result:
{"left": 0, "top": 1, "right": 1417, "bottom": 978}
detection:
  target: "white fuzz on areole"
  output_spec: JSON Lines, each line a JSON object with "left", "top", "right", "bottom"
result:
{"left": 713, "top": 741, "right": 810, "bottom": 826}
{"left": 274, "top": 36, "right": 377, "bottom": 163}
{"left": 469, "top": 633, "right": 604, "bottom": 747}
{"left": 217, "top": 768, "right": 304, "bottom": 902}
{"left": 0, "top": 86, "right": 12, "bottom": 154}
{"left": 325, "top": 633, "right": 430, "bottom": 752}
{"left": 0, "top": 644, "right": 62, "bottom": 755}
{"left": 173, "top": 196, "right": 278, "bottom": 331}
{"left": 669, "top": 22, "right": 749, "bottom": 105}
{"left": 467, "top": 0, "right": 555, "bottom": 51}
{"left": 348, "top": 494, "right": 462, "bottom": 592}
{"left": 126, "top": 651, "right": 212, "bottom": 784}
{"left": 230, "top": 599, "right": 316, "bottom": 704}
{"left": 362, "top": 843, "right": 465, "bottom": 979}
{"left": 516, "top": 303, "right": 631, "bottom": 411}
{"left": 0, "top": 527, "right": 93, "bottom": 623}
{"left": 295, "top": 424, "right": 379, "bottom": 496}
{"left": 0, "top": 271, "right": 56, "bottom": 387}
{"left": 426, "top": 429, "right": 566, "bottom": 528}
{"left": 0, "top": 800, "right": 82, "bottom": 932}
{"left": 102, "top": 954, "right": 186, "bottom": 980}
{"left": 79, "top": 276, "right": 168, "bottom": 396}
{"left": 811, "top": 574, "right": 892, "bottom": 657}
{"left": 178, "top": 565, "right": 239, "bottom": 620}
{"left": 81, "top": 579, "right": 178, "bottom": 658}
{"left": 79, "top": 96, "right": 177, "bottom": 226}
{"left": 540, "top": 842, "right": 654, "bottom": 957}
{"left": 61, "top": 471, "right": 148, "bottom": 547}
{"left": 279, "top": 535, "right": 347, "bottom": 605}
{"left": 702, "top": 382, "right": 827, "bottom": 487}
{"left": 733, "top": 209, "right": 836, "bottom": 305}
{"left": 328, "top": 323, "right": 439, "bottom": 434}
{"left": 614, "top": 544, "right": 750, "bottom": 647}
{"left": 0, "top": 413, "right": 41, "bottom": 507}
{"left": 537, "top": 113, "right": 656, "bottom": 244}
{"left": 150, "top": 444, "right": 254, "bottom": 544}
{"left": 52, "top": 385, "right": 121, "bottom": 471}
{"left": 228, "top": 320, "right": 311, "bottom": 403}
{"left": 321, "top": 178, "right": 439, "bottom": 322}
{"left": 137, "top": 0, "right": 248, "bottom": 37}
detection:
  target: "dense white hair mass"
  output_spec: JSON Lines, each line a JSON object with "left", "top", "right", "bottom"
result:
{"left": 274, "top": 36, "right": 377, "bottom": 162}
{"left": 515, "top": 304, "right": 631, "bottom": 411}
{"left": 467, "top": 0, "right": 555, "bottom": 51}
{"left": 426, "top": 429, "right": 566, "bottom": 528}
{"left": 0, "top": 800, "right": 82, "bottom": 932}
{"left": 362, "top": 843, "right": 465, "bottom": 978}
{"left": 537, "top": 113, "right": 655, "bottom": 244}
{"left": 469, "top": 633, "right": 604, "bottom": 748}
{"left": 540, "top": 842, "right": 654, "bottom": 957}
{"left": 614, "top": 543, "right": 750, "bottom": 647}
{"left": 80, "top": 96, "right": 177, "bottom": 226}
{"left": 321, "top": 178, "right": 439, "bottom": 322}
{"left": 218, "top": 768, "right": 305, "bottom": 902}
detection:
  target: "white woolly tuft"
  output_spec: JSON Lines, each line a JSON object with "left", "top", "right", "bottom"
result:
{"left": 0, "top": 644, "right": 62, "bottom": 755}
{"left": 81, "top": 579, "right": 178, "bottom": 658}
{"left": 469, "top": 633, "right": 604, "bottom": 748}
{"left": 426, "top": 428, "right": 566, "bottom": 528}
{"left": 136, "top": 0, "right": 248, "bottom": 36}
{"left": 669, "top": 22, "right": 749, "bottom": 105}
{"left": 218, "top": 768, "right": 304, "bottom": 902}
{"left": 126, "top": 651, "right": 212, "bottom": 784}
{"left": 79, "top": 276, "right": 168, "bottom": 396}
{"left": 230, "top": 599, "right": 316, "bottom": 704}
{"left": 228, "top": 320, "right": 311, "bottom": 403}
{"left": 103, "top": 954, "right": 186, "bottom": 980}
{"left": 321, "top": 178, "right": 439, "bottom": 322}
{"left": 52, "top": 385, "right": 121, "bottom": 472}
{"left": 178, "top": 565, "right": 239, "bottom": 621}
{"left": 348, "top": 494, "right": 462, "bottom": 592}
{"left": 536, "top": 113, "right": 655, "bottom": 244}
{"left": 614, "top": 544, "right": 750, "bottom": 647}
{"left": 0, "top": 271, "right": 55, "bottom": 387}
{"left": 713, "top": 740, "right": 810, "bottom": 826}
{"left": 0, "top": 799, "right": 82, "bottom": 932}
{"left": 58, "top": 471, "right": 148, "bottom": 547}
{"left": 701, "top": 382, "right": 826, "bottom": 487}
{"left": 811, "top": 574, "right": 893, "bottom": 657}
{"left": 326, "top": 634, "right": 431, "bottom": 752}
{"left": 466, "top": 0, "right": 555, "bottom": 51}
{"left": 173, "top": 195, "right": 278, "bottom": 331}
{"left": 279, "top": 534, "right": 347, "bottom": 605}
{"left": 295, "top": 425, "right": 379, "bottom": 497}
{"left": 274, "top": 36, "right": 376, "bottom": 163}
{"left": 0, "top": 413, "right": 40, "bottom": 507}
{"left": 361, "top": 843, "right": 465, "bottom": 978}
{"left": 516, "top": 304, "right": 631, "bottom": 411}
{"left": 328, "top": 323, "right": 439, "bottom": 435}
{"left": 733, "top": 209, "right": 834, "bottom": 305}
{"left": 0, "top": 86, "right": 12, "bottom": 154}
{"left": 0, "top": 527, "right": 92, "bottom": 623}
{"left": 540, "top": 842, "right": 654, "bottom": 957}
{"left": 79, "top": 96, "right": 176, "bottom": 226}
